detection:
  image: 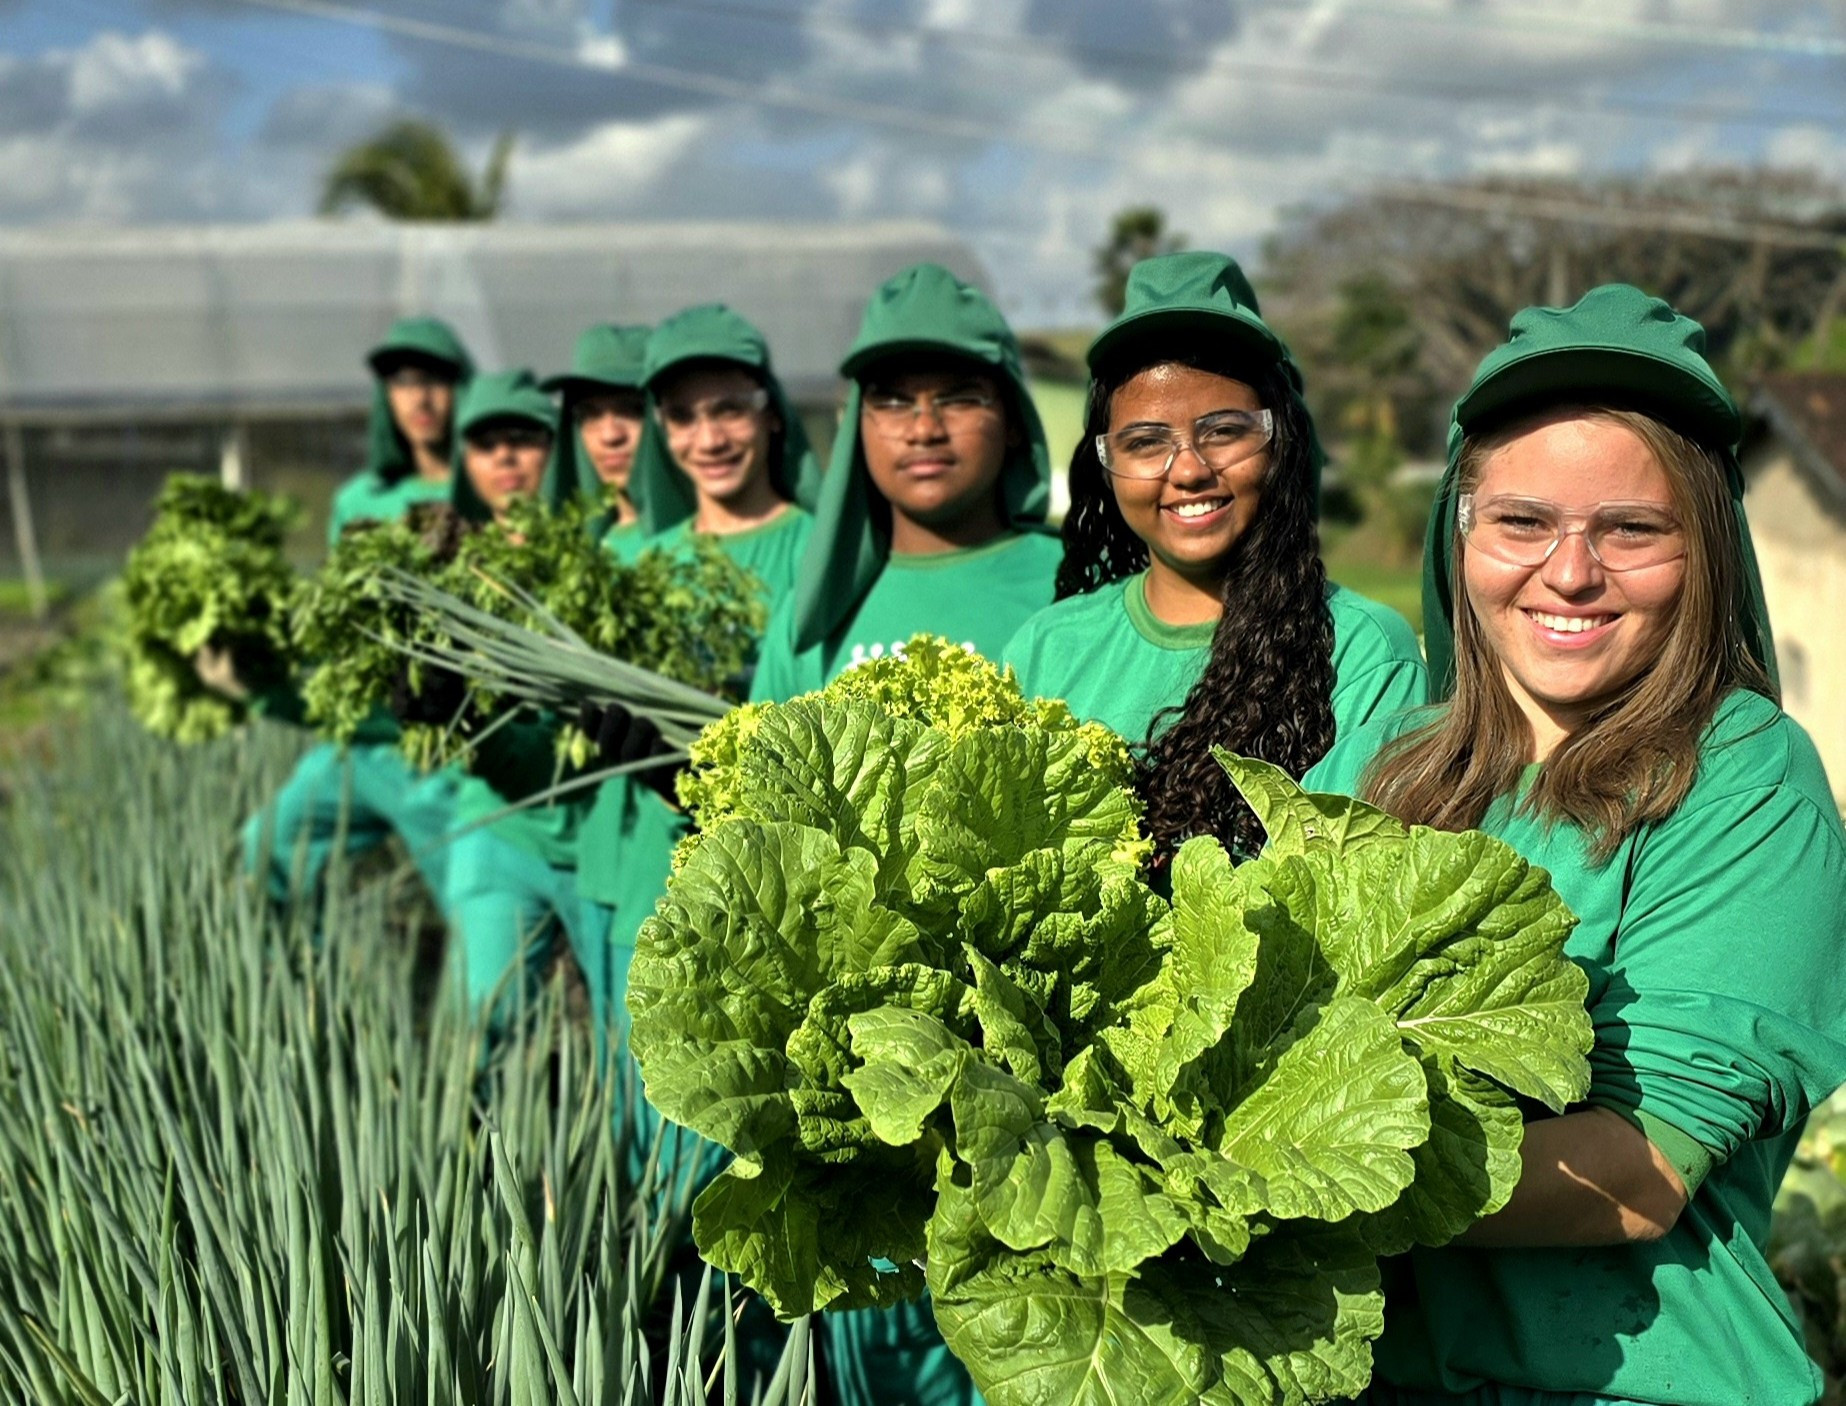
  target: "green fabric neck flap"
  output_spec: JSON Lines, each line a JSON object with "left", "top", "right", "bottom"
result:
{"left": 791, "top": 262, "right": 1052, "bottom": 652}
{"left": 1422, "top": 283, "right": 1777, "bottom": 701}
{"left": 364, "top": 316, "right": 474, "bottom": 486}
{"left": 541, "top": 323, "right": 651, "bottom": 515}
{"left": 1086, "top": 251, "right": 1325, "bottom": 492}
{"left": 631, "top": 304, "right": 822, "bottom": 537}
{"left": 449, "top": 369, "right": 560, "bottom": 525}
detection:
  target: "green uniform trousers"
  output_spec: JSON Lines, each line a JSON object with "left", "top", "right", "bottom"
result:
{"left": 242, "top": 742, "right": 458, "bottom": 908}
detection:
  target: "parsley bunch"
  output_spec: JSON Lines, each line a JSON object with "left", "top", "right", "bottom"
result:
{"left": 121, "top": 475, "right": 301, "bottom": 742}
{"left": 294, "top": 497, "right": 765, "bottom": 771}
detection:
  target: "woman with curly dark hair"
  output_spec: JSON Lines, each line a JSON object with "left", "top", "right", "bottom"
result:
{"left": 1003, "top": 251, "right": 1425, "bottom": 861}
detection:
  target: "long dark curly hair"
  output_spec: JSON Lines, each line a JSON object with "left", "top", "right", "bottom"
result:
{"left": 1058, "top": 341, "right": 1336, "bottom": 861}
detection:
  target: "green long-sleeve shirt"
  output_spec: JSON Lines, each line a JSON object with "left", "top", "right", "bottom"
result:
{"left": 1002, "top": 573, "right": 1427, "bottom": 748}
{"left": 751, "top": 531, "right": 1061, "bottom": 702}
{"left": 1307, "top": 688, "right": 1846, "bottom": 1406}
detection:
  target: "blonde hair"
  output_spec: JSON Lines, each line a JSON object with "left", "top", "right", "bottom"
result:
{"left": 1361, "top": 405, "right": 1775, "bottom": 862}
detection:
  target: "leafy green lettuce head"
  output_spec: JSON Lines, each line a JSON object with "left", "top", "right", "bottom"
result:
{"left": 630, "top": 679, "right": 1596, "bottom": 1406}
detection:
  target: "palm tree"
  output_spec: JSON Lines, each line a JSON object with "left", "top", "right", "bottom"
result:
{"left": 319, "top": 119, "right": 514, "bottom": 221}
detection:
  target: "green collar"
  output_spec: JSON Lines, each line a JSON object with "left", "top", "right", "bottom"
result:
{"left": 1123, "top": 573, "right": 1216, "bottom": 651}
{"left": 883, "top": 532, "right": 1027, "bottom": 572}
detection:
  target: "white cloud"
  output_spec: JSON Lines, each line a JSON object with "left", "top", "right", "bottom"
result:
{"left": 507, "top": 114, "right": 709, "bottom": 218}
{"left": 67, "top": 30, "right": 203, "bottom": 114}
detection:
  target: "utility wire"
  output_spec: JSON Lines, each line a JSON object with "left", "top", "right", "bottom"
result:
{"left": 1376, "top": 182, "right": 1846, "bottom": 250}
{"left": 626, "top": 0, "right": 1845, "bottom": 133}
{"left": 226, "top": 0, "right": 1846, "bottom": 252}
{"left": 227, "top": 0, "right": 1079, "bottom": 148}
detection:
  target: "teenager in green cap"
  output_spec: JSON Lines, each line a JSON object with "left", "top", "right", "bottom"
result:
{"left": 573, "top": 304, "right": 820, "bottom": 1038}
{"left": 401, "top": 370, "right": 601, "bottom": 1027}
{"left": 329, "top": 316, "right": 473, "bottom": 544}
{"left": 238, "top": 318, "right": 473, "bottom": 910}
{"left": 1003, "top": 251, "right": 1425, "bottom": 863}
{"left": 742, "top": 262, "right": 1061, "bottom": 1406}
{"left": 752, "top": 261, "right": 1060, "bottom": 699}
{"left": 1305, "top": 285, "right": 1846, "bottom": 1406}
{"left": 540, "top": 323, "right": 651, "bottom": 554}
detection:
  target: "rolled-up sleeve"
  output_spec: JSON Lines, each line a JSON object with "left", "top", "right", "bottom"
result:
{"left": 1585, "top": 782, "right": 1846, "bottom": 1169}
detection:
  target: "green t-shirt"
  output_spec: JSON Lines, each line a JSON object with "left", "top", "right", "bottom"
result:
{"left": 1306, "top": 690, "right": 1846, "bottom": 1406}
{"left": 327, "top": 469, "right": 449, "bottom": 547}
{"left": 577, "top": 505, "right": 813, "bottom": 907}
{"left": 1002, "top": 574, "right": 1427, "bottom": 749}
{"left": 751, "top": 531, "right": 1062, "bottom": 702}
{"left": 602, "top": 518, "right": 647, "bottom": 563}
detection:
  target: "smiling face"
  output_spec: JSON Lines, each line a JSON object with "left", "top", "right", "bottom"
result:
{"left": 655, "top": 364, "right": 780, "bottom": 508}
{"left": 859, "top": 364, "right": 1011, "bottom": 537}
{"left": 462, "top": 419, "right": 551, "bottom": 519}
{"left": 1461, "top": 412, "right": 1688, "bottom": 749}
{"left": 574, "top": 388, "right": 647, "bottom": 490}
{"left": 1105, "top": 362, "right": 1268, "bottom": 589}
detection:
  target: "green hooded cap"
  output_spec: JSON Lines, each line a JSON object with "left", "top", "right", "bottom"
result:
{"left": 539, "top": 324, "right": 653, "bottom": 514}
{"left": 449, "top": 370, "right": 560, "bottom": 524}
{"left": 364, "top": 316, "right": 474, "bottom": 486}
{"left": 1421, "top": 283, "right": 1777, "bottom": 699}
{"left": 790, "top": 263, "right": 1052, "bottom": 651}
{"left": 629, "top": 304, "right": 822, "bottom": 537}
{"left": 1085, "top": 251, "right": 1325, "bottom": 489}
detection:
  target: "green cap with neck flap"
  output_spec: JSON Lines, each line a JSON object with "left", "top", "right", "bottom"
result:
{"left": 540, "top": 323, "right": 652, "bottom": 514}
{"left": 364, "top": 316, "right": 474, "bottom": 486}
{"left": 448, "top": 369, "right": 560, "bottom": 524}
{"left": 627, "top": 304, "right": 822, "bottom": 538}
{"left": 1421, "top": 282, "right": 1777, "bottom": 700}
{"left": 1086, "top": 251, "right": 1325, "bottom": 490}
{"left": 791, "top": 262, "right": 1052, "bottom": 651}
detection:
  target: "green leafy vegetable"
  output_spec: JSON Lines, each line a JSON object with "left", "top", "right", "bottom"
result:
{"left": 628, "top": 639, "right": 1596, "bottom": 1405}
{"left": 292, "top": 497, "right": 766, "bottom": 769}
{"left": 120, "top": 474, "right": 301, "bottom": 741}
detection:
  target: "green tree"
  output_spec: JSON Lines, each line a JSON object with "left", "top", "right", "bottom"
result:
{"left": 320, "top": 119, "right": 513, "bottom": 221}
{"left": 1093, "top": 206, "right": 1184, "bottom": 317}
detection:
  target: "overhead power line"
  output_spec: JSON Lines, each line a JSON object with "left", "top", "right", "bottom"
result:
{"left": 1334, "top": 0, "right": 1846, "bottom": 59}
{"left": 228, "top": 0, "right": 1078, "bottom": 148}
{"left": 1376, "top": 182, "right": 1846, "bottom": 250}
{"left": 627, "top": 0, "right": 1846, "bottom": 134}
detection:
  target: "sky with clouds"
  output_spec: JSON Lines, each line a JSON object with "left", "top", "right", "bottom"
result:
{"left": 0, "top": 0, "right": 1840, "bottom": 324}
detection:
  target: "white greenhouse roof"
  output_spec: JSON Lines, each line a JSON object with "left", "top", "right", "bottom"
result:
{"left": 0, "top": 220, "right": 989, "bottom": 417}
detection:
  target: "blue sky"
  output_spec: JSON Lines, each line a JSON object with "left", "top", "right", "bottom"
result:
{"left": 0, "top": 0, "right": 1840, "bottom": 323}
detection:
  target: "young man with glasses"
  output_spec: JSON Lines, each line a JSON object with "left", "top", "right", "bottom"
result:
{"left": 751, "top": 261, "right": 1062, "bottom": 703}
{"left": 573, "top": 306, "right": 820, "bottom": 1036}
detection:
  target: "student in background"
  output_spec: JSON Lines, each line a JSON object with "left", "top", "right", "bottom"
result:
{"left": 542, "top": 324, "right": 651, "bottom": 555}
{"left": 328, "top": 317, "right": 472, "bottom": 543}
{"left": 239, "top": 317, "right": 473, "bottom": 913}
{"left": 575, "top": 305, "right": 820, "bottom": 1041}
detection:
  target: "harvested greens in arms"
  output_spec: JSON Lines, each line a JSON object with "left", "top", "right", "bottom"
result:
{"left": 628, "top": 636, "right": 1596, "bottom": 1406}
{"left": 293, "top": 497, "right": 764, "bottom": 769}
{"left": 122, "top": 474, "right": 301, "bottom": 741}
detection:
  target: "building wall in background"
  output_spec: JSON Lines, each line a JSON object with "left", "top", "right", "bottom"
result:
{"left": 1746, "top": 447, "right": 1846, "bottom": 800}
